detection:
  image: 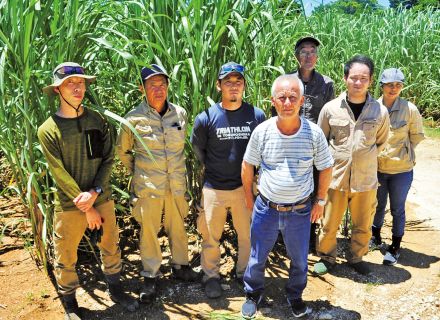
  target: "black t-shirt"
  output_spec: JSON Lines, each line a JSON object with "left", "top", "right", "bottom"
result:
{"left": 347, "top": 100, "right": 365, "bottom": 121}
{"left": 191, "top": 102, "right": 266, "bottom": 190}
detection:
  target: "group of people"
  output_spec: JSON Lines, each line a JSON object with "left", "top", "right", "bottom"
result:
{"left": 37, "top": 36, "right": 424, "bottom": 320}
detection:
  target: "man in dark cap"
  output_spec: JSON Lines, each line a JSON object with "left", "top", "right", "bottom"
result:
{"left": 290, "top": 36, "right": 335, "bottom": 254}
{"left": 38, "top": 62, "right": 139, "bottom": 319}
{"left": 117, "top": 64, "right": 198, "bottom": 303}
{"left": 191, "top": 62, "right": 265, "bottom": 298}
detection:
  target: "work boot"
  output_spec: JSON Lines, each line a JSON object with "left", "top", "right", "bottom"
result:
{"left": 62, "top": 293, "right": 82, "bottom": 320}
{"left": 204, "top": 277, "right": 222, "bottom": 299}
{"left": 107, "top": 282, "right": 139, "bottom": 312}
{"left": 139, "top": 277, "right": 157, "bottom": 303}
{"left": 172, "top": 265, "right": 199, "bottom": 282}
{"left": 349, "top": 261, "right": 372, "bottom": 275}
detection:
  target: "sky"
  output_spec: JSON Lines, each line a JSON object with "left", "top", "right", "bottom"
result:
{"left": 303, "top": 0, "right": 390, "bottom": 15}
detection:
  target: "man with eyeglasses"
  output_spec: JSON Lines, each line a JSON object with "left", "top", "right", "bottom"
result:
{"left": 191, "top": 62, "right": 265, "bottom": 298}
{"left": 240, "top": 74, "right": 333, "bottom": 319}
{"left": 117, "top": 65, "right": 198, "bottom": 303}
{"left": 290, "top": 36, "right": 335, "bottom": 254}
{"left": 38, "top": 62, "right": 139, "bottom": 319}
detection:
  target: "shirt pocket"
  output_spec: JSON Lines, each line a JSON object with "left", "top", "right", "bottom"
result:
{"left": 135, "top": 124, "right": 160, "bottom": 150}
{"left": 84, "top": 129, "right": 104, "bottom": 159}
{"left": 329, "top": 118, "right": 350, "bottom": 145}
{"left": 296, "top": 157, "right": 313, "bottom": 176}
{"left": 388, "top": 121, "right": 408, "bottom": 145}
{"left": 361, "top": 120, "right": 377, "bottom": 146}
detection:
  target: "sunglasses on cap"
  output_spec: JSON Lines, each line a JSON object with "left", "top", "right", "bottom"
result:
{"left": 220, "top": 64, "right": 245, "bottom": 74}
{"left": 55, "top": 66, "right": 85, "bottom": 76}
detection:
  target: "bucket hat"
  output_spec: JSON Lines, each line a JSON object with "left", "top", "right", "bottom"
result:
{"left": 43, "top": 62, "right": 96, "bottom": 95}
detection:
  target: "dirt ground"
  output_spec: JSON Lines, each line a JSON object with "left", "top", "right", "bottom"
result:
{"left": 0, "top": 138, "right": 439, "bottom": 320}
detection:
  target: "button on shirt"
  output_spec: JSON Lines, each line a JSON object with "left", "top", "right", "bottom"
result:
{"left": 117, "top": 100, "right": 187, "bottom": 198}
{"left": 377, "top": 97, "right": 424, "bottom": 174}
{"left": 290, "top": 70, "right": 335, "bottom": 123}
{"left": 318, "top": 92, "right": 390, "bottom": 192}
{"left": 243, "top": 117, "right": 334, "bottom": 204}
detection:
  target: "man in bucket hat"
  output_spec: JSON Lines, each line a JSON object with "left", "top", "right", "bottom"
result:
{"left": 191, "top": 62, "right": 265, "bottom": 298}
{"left": 38, "top": 62, "right": 139, "bottom": 319}
{"left": 117, "top": 64, "right": 198, "bottom": 303}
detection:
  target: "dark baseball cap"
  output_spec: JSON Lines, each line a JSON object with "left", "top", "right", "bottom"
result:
{"left": 218, "top": 61, "right": 245, "bottom": 80}
{"left": 140, "top": 64, "right": 169, "bottom": 82}
{"left": 295, "top": 36, "right": 321, "bottom": 52}
{"left": 380, "top": 68, "right": 405, "bottom": 84}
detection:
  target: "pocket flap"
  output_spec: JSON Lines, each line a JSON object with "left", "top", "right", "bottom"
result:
{"left": 329, "top": 119, "right": 350, "bottom": 127}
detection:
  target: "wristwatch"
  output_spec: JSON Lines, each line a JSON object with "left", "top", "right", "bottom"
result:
{"left": 93, "top": 186, "right": 103, "bottom": 194}
{"left": 315, "top": 198, "right": 327, "bottom": 206}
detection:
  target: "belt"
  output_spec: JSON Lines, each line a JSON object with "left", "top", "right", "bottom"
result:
{"left": 259, "top": 194, "right": 309, "bottom": 212}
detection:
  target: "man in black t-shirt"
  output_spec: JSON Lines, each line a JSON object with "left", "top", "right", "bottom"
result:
{"left": 191, "top": 62, "right": 265, "bottom": 298}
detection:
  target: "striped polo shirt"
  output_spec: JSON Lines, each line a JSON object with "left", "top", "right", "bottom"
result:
{"left": 243, "top": 117, "right": 333, "bottom": 204}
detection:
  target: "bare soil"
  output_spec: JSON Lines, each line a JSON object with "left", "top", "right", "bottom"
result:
{"left": 1, "top": 138, "right": 439, "bottom": 320}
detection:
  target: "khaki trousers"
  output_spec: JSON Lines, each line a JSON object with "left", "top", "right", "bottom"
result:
{"left": 318, "top": 189, "right": 377, "bottom": 264}
{"left": 197, "top": 186, "right": 252, "bottom": 280}
{"left": 53, "top": 200, "right": 121, "bottom": 295}
{"left": 132, "top": 193, "right": 189, "bottom": 278}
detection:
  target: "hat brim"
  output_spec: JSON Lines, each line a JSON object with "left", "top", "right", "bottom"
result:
{"left": 142, "top": 72, "right": 169, "bottom": 82}
{"left": 218, "top": 71, "right": 245, "bottom": 80}
{"left": 43, "top": 74, "right": 96, "bottom": 95}
{"left": 380, "top": 79, "right": 405, "bottom": 84}
{"left": 295, "top": 37, "right": 321, "bottom": 51}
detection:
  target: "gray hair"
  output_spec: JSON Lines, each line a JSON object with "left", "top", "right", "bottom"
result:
{"left": 271, "top": 74, "right": 304, "bottom": 97}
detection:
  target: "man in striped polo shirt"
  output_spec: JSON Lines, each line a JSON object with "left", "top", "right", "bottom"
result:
{"left": 240, "top": 74, "right": 333, "bottom": 319}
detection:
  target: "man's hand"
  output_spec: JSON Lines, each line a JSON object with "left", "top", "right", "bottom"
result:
{"left": 85, "top": 207, "right": 103, "bottom": 230}
{"left": 310, "top": 203, "right": 324, "bottom": 223}
{"left": 73, "top": 190, "right": 99, "bottom": 212}
{"left": 245, "top": 194, "right": 255, "bottom": 211}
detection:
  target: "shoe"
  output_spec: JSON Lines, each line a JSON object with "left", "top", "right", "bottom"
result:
{"left": 369, "top": 236, "right": 384, "bottom": 252}
{"left": 241, "top": 293, "right": 263, "bottom": 319}
{"left": 139, "top": 277, "right": 157, "bottom": 303}
{"left": 383, "top": 249, "right": 400, "bottom": 266}
{"left": 172, "top": 265, "right": 199, "bottom": 282}
{"left": 288, "top": 298, "right": 311, "bottom": 318}
{"left": 349, "top": 261, "right": 371, "bottom": 275}
{"left": 108, "top": 282, "right": 139, "bottom": 312}
{"left": 204, "top": 277, "right": 222, "bottom": 299}
{"left": 313, "top": 259, "right": 335, "bottom": 275}
{"left": 62, "top": 294, "right": 82, "bottom": 320}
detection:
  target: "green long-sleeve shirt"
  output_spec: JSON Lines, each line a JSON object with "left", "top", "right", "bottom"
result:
{"left": 37, "top": 108, "right": 114, "bottom": 211}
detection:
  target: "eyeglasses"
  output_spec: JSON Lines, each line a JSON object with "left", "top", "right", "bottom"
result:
{"left": 298, "top": 51, "right": 317, "bottom": 58}
{"left": 220, "top": 64, "right": 245, "bottom": 74}
{"left": 55, "top": 66, "right": 85, "bottom": 76}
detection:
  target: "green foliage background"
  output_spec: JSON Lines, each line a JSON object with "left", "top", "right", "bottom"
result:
{"left": 0, "top": 0, "right": 439, "bottom": 270}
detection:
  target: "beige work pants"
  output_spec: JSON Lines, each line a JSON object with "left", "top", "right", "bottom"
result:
{"left": 53, "top": 200, "right": 121, "bottom": 295}
{"left": 197, "top": 186, "right": 252, "bottom": 280}
{"left": 318, "top": 189, "right": 377, "bottom": 264}
{"left": 132, "top": 193, "right": 190, "bottom": 278}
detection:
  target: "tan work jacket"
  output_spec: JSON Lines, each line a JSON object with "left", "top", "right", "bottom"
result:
{"left": 377, "top": 97, "right": 425, "bottom": 174}
{"left": 318, "top": 92, "right": 390, "bottom": 192}
{"left": 117, "top": 100, "right": 187, "bottom": 198}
